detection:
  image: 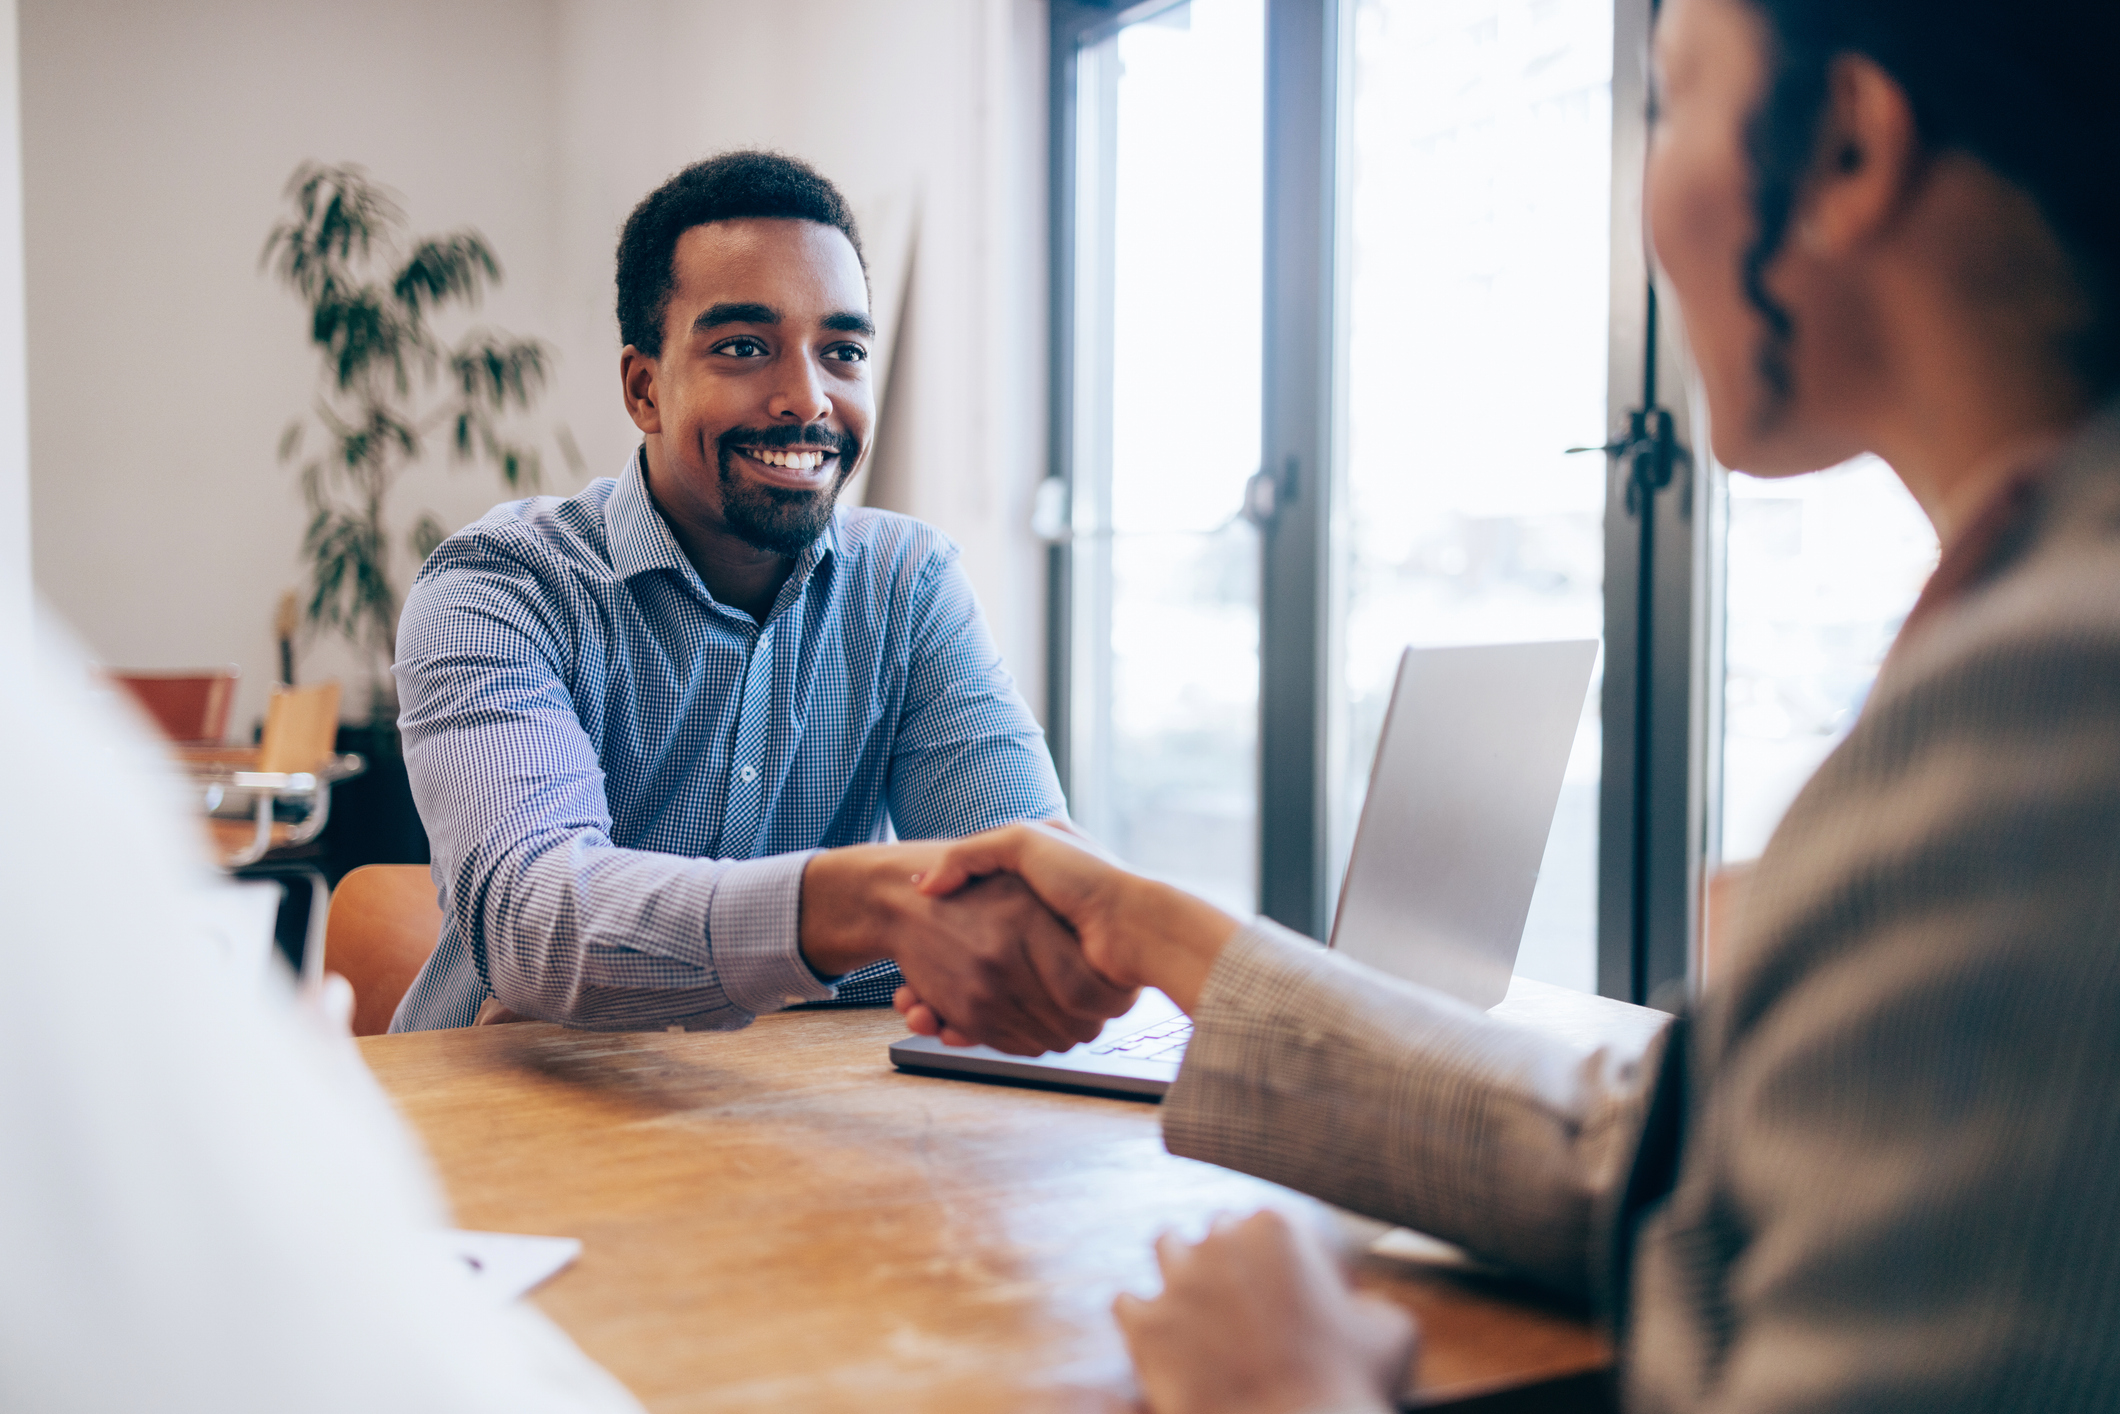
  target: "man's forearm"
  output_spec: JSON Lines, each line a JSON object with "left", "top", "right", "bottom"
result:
{"left": 457, "top": 837, "right": 833, "bottom": 1030}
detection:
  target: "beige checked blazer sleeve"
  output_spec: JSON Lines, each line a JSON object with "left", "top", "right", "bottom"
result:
{"left": 1162, "top": 922, "right": 1669, "bottom": 1300}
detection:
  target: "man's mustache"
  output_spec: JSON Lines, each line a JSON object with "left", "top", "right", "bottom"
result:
{"left": 719, "top": 422, "right": 862, "bottom": 465}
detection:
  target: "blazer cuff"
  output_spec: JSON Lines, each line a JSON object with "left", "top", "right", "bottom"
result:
{"left": 1193, "top": 916, "right": 1329, "bottom": 1022}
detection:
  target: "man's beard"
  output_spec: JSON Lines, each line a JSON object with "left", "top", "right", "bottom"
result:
{"left": 715, "top": 422, "right": 863, "bottom": 557}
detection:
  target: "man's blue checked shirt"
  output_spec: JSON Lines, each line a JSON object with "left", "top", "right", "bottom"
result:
{"left": 388, "top": 449, "right": 1064, "bottom": 1032}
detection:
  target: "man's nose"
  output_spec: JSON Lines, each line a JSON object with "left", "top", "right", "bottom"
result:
{"left": 766, "top": 352, "right": 832, "bottom": 425}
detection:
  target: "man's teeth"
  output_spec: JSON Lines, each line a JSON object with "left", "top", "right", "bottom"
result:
{"left": 750, "top": 448, "right": 829, "bottom": 471}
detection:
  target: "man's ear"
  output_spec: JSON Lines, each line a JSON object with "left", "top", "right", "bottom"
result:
{"left": 1800, "top": 54, "right": 1921, "bottom": 257}
{"left": 620, "top": 346, "right": 663, "bottom": 435}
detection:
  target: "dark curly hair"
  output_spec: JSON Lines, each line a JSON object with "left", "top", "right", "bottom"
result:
{"left": 1737, "top": 0, "right": 2120, "bottom": 401}
{"left": 615, "top": 150, "right": 866, "bottom": 358}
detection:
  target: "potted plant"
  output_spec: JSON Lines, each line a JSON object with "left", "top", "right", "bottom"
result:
{"left": 263, "top": 162, "right": 577, "bottom": 874}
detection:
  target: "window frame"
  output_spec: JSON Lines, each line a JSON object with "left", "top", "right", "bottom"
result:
{"left": 1046, "top": 0, "right": 1714, "bottom": 1005}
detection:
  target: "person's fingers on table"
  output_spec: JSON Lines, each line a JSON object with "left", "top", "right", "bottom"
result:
{"left": 1115, "top": 1209, "right": 1412, "bottom": 1414}
{"left": 1240, "top": 1211, "right": 1417, "bottom": 1410}
{"left": 1153, "top": 1227, "right": 1199, "bottom": 1279}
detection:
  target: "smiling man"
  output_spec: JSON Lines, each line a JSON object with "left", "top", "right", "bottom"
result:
{"left": 388, "top": 152, "right": 1127, "bottom": 1051}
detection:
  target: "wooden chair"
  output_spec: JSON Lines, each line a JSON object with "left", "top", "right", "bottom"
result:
{"left": 256, "top": 680, "right": 342, "bottom": 774}
{"left": 322, "top": 864, "right": 443, "bottom": 1036}
{"left": 190, "top": 681, "right": 357, "bottom": 868}
{"left": 112, "top": 667, "right": 238, "bottom": 744}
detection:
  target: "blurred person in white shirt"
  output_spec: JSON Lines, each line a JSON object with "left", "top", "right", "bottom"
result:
{"left": 0, "top": 607, "right": 641, "bottom": 1414}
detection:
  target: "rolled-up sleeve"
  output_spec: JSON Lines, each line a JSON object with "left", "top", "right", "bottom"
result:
{"left": 395, "top": 549, "right": 835, "bottom": 1031}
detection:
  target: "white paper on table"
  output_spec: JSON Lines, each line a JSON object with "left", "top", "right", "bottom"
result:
{"left": 423, "top": 1229, "right": 582, "bottom": 1303}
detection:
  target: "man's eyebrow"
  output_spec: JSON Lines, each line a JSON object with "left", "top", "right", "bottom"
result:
{"left": 822, "top": 310, "right": 877, "bottom": 336}
{"left": 693, "top": 301, "right": 780, "bottom": 331}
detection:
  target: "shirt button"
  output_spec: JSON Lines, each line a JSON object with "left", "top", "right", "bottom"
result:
{"left": 738, "top": 764, "right": 758, "bottom": 783}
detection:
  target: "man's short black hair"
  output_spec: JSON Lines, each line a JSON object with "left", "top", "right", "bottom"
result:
{"left": 615, "top": 150, "right": 866, "bottom": 358}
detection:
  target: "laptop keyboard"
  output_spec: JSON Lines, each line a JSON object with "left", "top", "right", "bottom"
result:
{"left": 1086, "top": 1013, "right": 1194, "bottom": 1063}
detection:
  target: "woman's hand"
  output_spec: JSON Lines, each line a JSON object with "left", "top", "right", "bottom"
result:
{"left": 913, "top": 821, "right": 1137, "bottom": 978}
{"left": 1115, "top": 1209, "right": 1417, "bottom": 1414}
{"left": 893, "top": 821, "right": 1243, "bottom": 1044}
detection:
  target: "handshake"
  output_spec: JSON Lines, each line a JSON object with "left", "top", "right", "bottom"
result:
{"left": 797, "top": 821, "right": 1242, "bottom": 1056}
{"left": 802, "top": 824, "right": 1420, "bottom": 1414}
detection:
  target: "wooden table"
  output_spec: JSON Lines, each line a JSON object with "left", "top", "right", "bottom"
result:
{"left": 361, "top": 1006, "right": 1620, "bottom": 1413}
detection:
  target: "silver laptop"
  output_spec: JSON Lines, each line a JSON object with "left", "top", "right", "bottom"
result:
{"left": 889, "top": 640, "right": 1598, "bottom": 1098}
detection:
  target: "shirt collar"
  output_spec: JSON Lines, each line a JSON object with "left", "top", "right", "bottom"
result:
{"left": 606, "top": 445, "right": 841, "bottom": 607}
{"left": 606, "top": 447, "right": 695, "bottom": 583}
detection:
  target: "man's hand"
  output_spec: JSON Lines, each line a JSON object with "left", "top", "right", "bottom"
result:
{"left": 1115, "top": 1210, "right": 1417, "bottom": 1414}
{"left": 899, "top": 823, "right": 1242, "bottom": 1028}
{"left": 893, "top": 873, "right": 1138, "bottom": 1056}
{"left": 800, "top": 843, "right": 1135, "bottom": 1056}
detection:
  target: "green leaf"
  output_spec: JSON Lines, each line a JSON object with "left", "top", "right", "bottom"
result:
{"left": 314, "top": 285, "right": 415, "bottom": 392}
{"left": 392, "top": 231, "right": 500, "bottom": 317}
{"left": 273, "top": 160, "right": 569, "bottom": 673}
{"left": 261, "top": 162, "right": 404, "bottom": 300}
{"left": 493, "top": 442, "right": 541, "bottom": 492}
{"left": 450, "top": 332, "right": 550, "bottom": 409}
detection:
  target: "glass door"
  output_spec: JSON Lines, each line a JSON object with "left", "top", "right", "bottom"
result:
{"left": 1332, "top": 0, "right": 1615, "bottom": 990}
{"left": 1054, "top": 0, "right": 1724, "bottom": 1002}
{"left": 1064, "top": 0, "right": 1266, "bottom": 915}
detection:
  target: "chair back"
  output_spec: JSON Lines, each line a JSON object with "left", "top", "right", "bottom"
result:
{"left": 323, "top": 864, "right": 443, "bottom": 1036}
{"left": 112, "top": 668, "right": 238, "bottom": 744}
{"left": 257, "top": 681, "right": 342, "bottom": 774}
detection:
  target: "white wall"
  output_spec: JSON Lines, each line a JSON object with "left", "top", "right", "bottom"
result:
{"left": 22, "top": 0, "right": 1047, "bottom": 733}
{"left": 22, "top": 0, "right": 566, "bottom": 728}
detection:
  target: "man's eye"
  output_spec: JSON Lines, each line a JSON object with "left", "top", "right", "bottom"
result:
{"left": 716, "top": 336, "right": 769, "bottom": 358}
{"left": 825, "top": 343, "right": 869, "bottom": 364}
